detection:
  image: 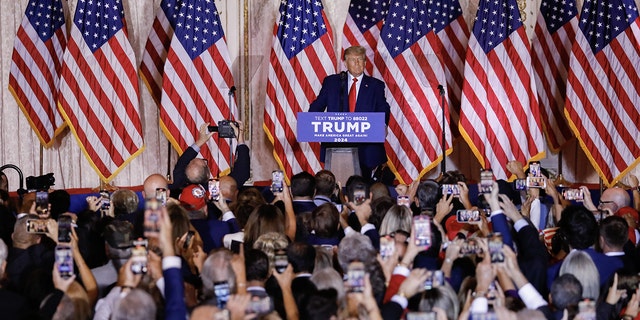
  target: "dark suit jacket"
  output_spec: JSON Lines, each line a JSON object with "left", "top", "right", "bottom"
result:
{"left": 291, "top": 275, "right": 317, "bottom": 309}
{"left": 164, "top": 264, "right": 187, "bottom": 320}
{"left": 171, "top": 144, "right": 250, "bottom": 191}
{"left": 309, "top": 73, "right": 391, "bottom": 168}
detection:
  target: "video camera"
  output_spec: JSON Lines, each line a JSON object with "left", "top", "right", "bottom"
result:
{"left": 208, "top": 120, "right": 237, "bottom": 138}
{"left": 26, "top": 173, "right": 55, "bottom": 191}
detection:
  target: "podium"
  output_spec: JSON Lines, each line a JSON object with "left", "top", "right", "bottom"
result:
{"left": 297, "top": 112, "right": 386, "bottom": 185}
{"left": 325, "top": 147, "right": 360, "bottom": 186}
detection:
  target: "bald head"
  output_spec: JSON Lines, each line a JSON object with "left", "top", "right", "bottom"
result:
{"left": 601, "top": 187, "right": 630, "bottom": 213}
{"left": 219, "top": 175, "right": 238, "bottom": 201}
{"left": 143, "top": 174, "right": 168, "bottom": 199}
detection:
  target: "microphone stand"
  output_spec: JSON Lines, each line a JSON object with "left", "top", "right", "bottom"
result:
{"left": 438, "top": 84, "right": 446, "bottom": 176}
{"left": 228, "top": 86, "right": 236, "bottom": 168}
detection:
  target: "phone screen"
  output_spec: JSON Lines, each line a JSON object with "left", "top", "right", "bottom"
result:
{"left": 271, "top": 170, "right": 284, "bottom": 193}
{"left": 456, "top": 210, "right": 481, "bottom": 224}
{"left": 36, "top": 190, "right": 49, "bottom": 217}
{"left": 479, "top": 169, "right": 494, "bottom": 194}
{"left": 144, "top": 199, "right": 160, "bottom": 236}
{"left": 413, "top": 215, "right": 432, "bottom": 247}
{"left": 214, "top": 281, "right": 231, "bottom": 309}
{"left": 488, "top": 233, "right": 504, "bottom": 263}
{"left": 274, "top": 252, "right": 288, "bottom": 273}
{"left": 26, "top": 219, "right": 49, "bottom": 234}
{"left": 208, "top": 179, "right": 220, "bottom": 201}
{"left": 347, "top": 261, "right": 365, "bottom": 293}
{"left": 55, "top": 245, "right": 74, "bottom": 279}
{"left": 131, "top": 239, "right": 148, "bottom": 274}
{"left": 155, "top": 188, "right": 167, "bottom": 206}
{"left": 58, "top": 215, "right": 72, "bottom": 243}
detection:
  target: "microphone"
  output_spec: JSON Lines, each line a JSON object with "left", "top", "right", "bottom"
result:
{"left": 437, "top": 84, "right": 445, "bottom": 96}
{"left": 340, "top": 71, "right": 347, "bottom": 80}
{"left": 228, "top": 86, "right": 237, "bottom": 96}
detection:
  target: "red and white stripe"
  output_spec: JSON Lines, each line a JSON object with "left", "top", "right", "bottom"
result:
{"left": 564, "top": 19, "right": 640, "bottom": 186}
{"left": 373, "top": 34, "right": 452, "bottom": 183}
{"left": 140, "top": 5, "right": 173, "bottom": 105}
{"left": 159, "top": 35, "right": 237, "bottom": 176}
{"left": 8, "top": 11, "right": 66, "bottom": 147}
{"left": 58, "top": 26, "right": 143, "bottom": 182}
{"left": 264, "top": 19, "right": 337, "bottom": 179}
{"left": 342, "top": 14, "right": 383, "bottom": 75}
{"left": 532, "top": 13, "right": 577, "bottom": 152}
{"left": 459, "top": 27, "right": 545, "bottom": 180}
{"left": 434, "top": 15, "right": 469, "bottom": 138}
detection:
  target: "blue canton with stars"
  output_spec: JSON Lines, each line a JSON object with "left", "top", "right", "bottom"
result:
{"left": 349, "top": 0, "right": 390, "bottom": 33}
{"left": 578, "top": 0, "right": 639, "bottom": 54}
{"left": 381, "top": 0, "right": 431, "bottom": 59}
{"left": 276, "top": 0, "right": 328, "bottom": 60}
{"left": 540, "top": 0, "right": 577, "bottom": 34}
{"left": 472, "top": 0, "right": 523, "bottom": 54}
{"left": 27, "top": 0, "right": 65, "bottom": 42}
{"left": 428, "top": 0, "right": 464, "bottom": 34}
{"left": 74, "top": 0, "right": 125, "bottom": 53}
{"left": 173, "top": 0, "right": 225, "bottom": 60}
{"left": 161, "top": 0, "right": 183, "bottom": 30}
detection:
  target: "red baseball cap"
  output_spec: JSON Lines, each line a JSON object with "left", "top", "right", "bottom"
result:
{"left": 179, "top": 184, "right": 208, "bottom": 211}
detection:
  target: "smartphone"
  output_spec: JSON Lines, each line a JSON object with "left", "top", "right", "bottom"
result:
{"left": 208, "top": 179, "right": 220, "bottom": 202}
{"left": 353, "top": 189, "right": 366, "bottom": 205}
{"left": 155, "top": 188, "right": 167, "bottom": 206}
{"left": 274, "top": 252, "right": 288, "bottom": 273}
{"left": 406, "top": 312, "right": 437, "bottom": 320}
{"left": 479, "top": 169, "right": 493, "bottom": 194}
{"left": 424, "top": 270, "right": 444, "bottom": 290}
{"left": 247, "top": 296, "right": 274, "bottom": 315}
{"left": 470, "top": 313, "right": 497, "bottom": 320}
{"left": 144, "top": 198, "right": 161, "bottom": 235}
{"left": 131, "top": 238, "right": 148, "bottom": 274}
{"left": 526, "top": 176, "right": 546, "bottom": 189}
{"left": 58, "top": 215, "right": 72, "bottom": 243}
{"left": 456, "top": 210, "right": 481, "bottom": 223}
{"left": 214, "top": 281, "right": 231, "bottom": 309}
{"left": 514, "top": 178, "right": 527, "bottom": 190}
{"left": 347, "top": 261, "right": 365, "bottom": 293}
{"left": 183, "top": 230, "right": 195, "bottom": 250}
{"left": 529, "top": 161, "right": 541, "bottom": 177}
{"left": 577, "top": 300, "right": 596, "bottom": 320}
{"left": 441, "top": 184, "right": 460, "bottom": 196}
{"left": 230, "top": 240, "right": 242, "bottom": 254}
{"left": 397, "top": 195, "right": 411, "bottom": 207}
{"left": 99, "top": 190, "right": 110, "bottom": 212}
{"left": 55, "top": 245, "right": 74, "bottom": 279}
{"left": 26, "top": 219, "right": 49, "bottom": 234}
{"left": 380, "top": 236, "right": 395, "bottom": 260}
{"left": 35, "top": 190, "right": 49, "bottom": 217}
{"left": 460, "top": 238, "right": 481, "bottom": 256}
{"left": 271, "top": 170, "right": 284, "bottom": 193}
{"left": 563, "top": 188, "right": 584, "bottom": 201}
{"left": 413, "top": 215, "right": 432, "bottom": 247}
{"left": 488, "top": 233, "right": 504, "bottom": 263}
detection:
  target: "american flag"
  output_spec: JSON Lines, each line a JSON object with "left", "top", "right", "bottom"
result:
{"left": 341, "top": 0, "right": 389, "bottom": 75}
{"left": 458, "top": 0, "right": 545, "bottom": 180}
{"left": 57, "top": 0, "right": 143, "bottom": 182}
{"left": 564, "top": 0, "right": 640, "bottom": 186}
{"left": 531, "top": 0, "right": 578, "bottom": 152}
{"left": 372, "top": 0, "right": 451, "bottom": 183}
{"left": 264, "top": 0, "right": 337, "bottom": 179}
{"left": 159, "top": 0, "right": 237, "bottom": 177}
{"left": 429, "top": 0, "right": 470, "bottom": 138}
{"left": 139, "top": 0, "right": 182, "bottom": 104}
{"left": 8, "top": 0, "right": 66, "bottom": 147}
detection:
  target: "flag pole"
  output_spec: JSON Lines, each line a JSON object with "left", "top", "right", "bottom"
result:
{"left": 438, "top": 84, "right": 446, "bottom": 176}
{"left": 166, "top": 141, "right": 172, "bottom": 183}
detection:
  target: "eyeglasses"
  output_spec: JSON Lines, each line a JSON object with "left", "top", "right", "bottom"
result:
{"left": 598, "top": 200, "right": 614, "bottom": 207}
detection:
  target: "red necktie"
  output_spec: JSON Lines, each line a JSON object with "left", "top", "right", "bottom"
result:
{"left": 349, "top": 78, "right": 358, "bottom": 112}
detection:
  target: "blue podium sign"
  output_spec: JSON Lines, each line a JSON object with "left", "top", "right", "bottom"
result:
{"left": 297, "top": 112, "right": 386, "bottom": 143}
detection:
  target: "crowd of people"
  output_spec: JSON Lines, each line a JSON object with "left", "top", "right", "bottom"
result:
{"left": 1, "top": 124, "right": 640, "bottom": 320}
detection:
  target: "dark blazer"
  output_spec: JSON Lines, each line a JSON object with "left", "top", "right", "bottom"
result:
{"left": 309, "top": 73, "right": 391, "bottom": 168}
{"left": 171, "top": 143, "right": 250, "bottom": 191}
{"left": 163, "top": 264, "right": 187, "bottom": 320}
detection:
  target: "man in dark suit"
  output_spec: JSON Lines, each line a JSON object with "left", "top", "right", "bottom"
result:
{"left": 309, "top": 46, "right": 391, "bottom": 180}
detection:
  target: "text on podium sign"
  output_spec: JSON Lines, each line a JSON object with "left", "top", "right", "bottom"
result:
{"left": 297, "top": 112, "right": 386, "bottom": 143}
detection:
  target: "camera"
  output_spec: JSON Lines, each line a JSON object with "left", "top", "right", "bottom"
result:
{"left": 208, "top": 120, "right": 237, "bottom": 138}
{"left": 26, "top": 173, "right": 55, "bottom": 191}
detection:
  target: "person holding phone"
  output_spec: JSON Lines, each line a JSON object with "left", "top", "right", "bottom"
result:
{"left": 309, "top": 46, "right": 391, "bottom": 181}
